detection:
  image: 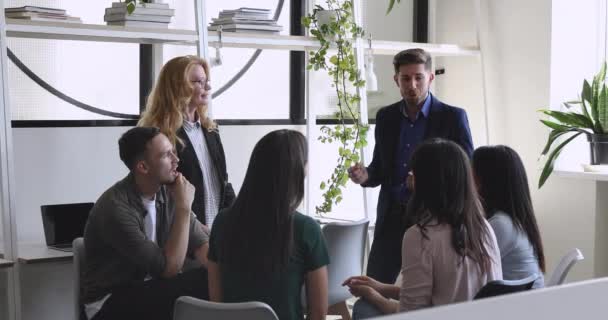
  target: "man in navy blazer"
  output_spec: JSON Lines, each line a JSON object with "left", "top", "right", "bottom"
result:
{"left": 349, "top": 48, "right": 473, "bottom": 284}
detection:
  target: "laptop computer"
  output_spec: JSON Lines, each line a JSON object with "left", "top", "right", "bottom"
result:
{"left": 41, "top": 202, "right": 94, "bottom": 252}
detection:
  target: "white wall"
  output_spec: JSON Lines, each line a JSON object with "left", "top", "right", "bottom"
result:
{"left": 12, "top": 127, "right": 128, "bottom": 243}
{"left": 435, "top": 0, "right": 598, "bottom": 281}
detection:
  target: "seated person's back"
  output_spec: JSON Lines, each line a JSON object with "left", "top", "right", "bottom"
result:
{"left": 399, "top": 221, "right": 501, "bottom": 311}
{"left": 473, "top": 145, "right": 546, "bottom": 288}
{"left": 209, "top": 210, "right": 328, "bottom": 319}
{"left": 206, "top": 129, "right": 330, "bottom": 320}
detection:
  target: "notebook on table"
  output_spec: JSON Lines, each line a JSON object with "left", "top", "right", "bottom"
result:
{"left": 41, "top": 202, "right": 94, "bottom": 252}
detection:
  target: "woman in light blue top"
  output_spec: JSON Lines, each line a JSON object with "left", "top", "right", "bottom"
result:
{"left": 473, "top": 145, "right": 545, "bottom": 288}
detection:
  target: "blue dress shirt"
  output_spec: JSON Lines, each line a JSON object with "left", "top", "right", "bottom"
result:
{"left": 391, "top": 94, "right": 432, "bottom": 203}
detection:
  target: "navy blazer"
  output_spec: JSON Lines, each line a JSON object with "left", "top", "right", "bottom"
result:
{"left": 177, "top": 127, "right": 236, "bottom": 225}
{"left": 364, "top": 94, "right": 473, "bottom": 232}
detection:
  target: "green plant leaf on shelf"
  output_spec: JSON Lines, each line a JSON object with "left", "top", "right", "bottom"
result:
{"left": 539, "top": 119, "right": 572, "bottom": 131}
{"left": 539, "top": 110, "right": 594, "bottom": 129}
{"left": 600, "top": 84, "right": 608, "bottom": 130}
{"left": 591, "top": 73, "right": 604, "bottom": 133}
{"left": 599, "top": 61, "right": 607, "bottom": 83}
{"left": 538, "top": 132, "right": 583, "bottom": 188}
{"left": 539, "top": 126, "right": 587, "bottom": 155}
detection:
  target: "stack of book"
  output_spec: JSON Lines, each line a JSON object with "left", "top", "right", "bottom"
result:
{"left": 5, "top": 6, "right": 82, "bottom": 23}
{"left": 209, "top": 8, "right": 282, "bottom": 34}
{"left": 104, "top": 2, "right": 174, "bottom": 28}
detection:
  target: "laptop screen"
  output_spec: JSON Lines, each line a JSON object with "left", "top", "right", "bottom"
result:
{"left": 41, "top": 202, "right": 94, "bottom": 246}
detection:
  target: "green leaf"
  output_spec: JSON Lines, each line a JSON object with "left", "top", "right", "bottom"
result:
{"left": 126, "top": 1, "right": 136, "bottom": 14}
{"left": 539, "top": 132, "right": 583, "bottom": 188}
{"left": 340, "top": 173, "right": 349, "bottom": 185}
{"left": 540, "top": 110, "right": 594, "bottom": 129}
{"left": 320, "top": 182, "right": 326, "bottom": 190}
{"left": 583, "top": 80, "right": 593, "bottom": 104}
{"left": 599, "top": 61, "right": 607, "bottom": 82}
{"left": 540, "top": 120, "right": 572, "bottom": 131}
{"left": 540, "top": 128, "right": 585, "bottom": 155}
{"left": 386, "top": 0, "right": 398, "bottom": 14}
{"left": 301, "top": 16, "right": 311, "bottom": 27}
{"left": 592, "top": 75, "right": 601, "bottom": 127}
{"left": 600, "top": 85, "right": 608, "bottom": 131}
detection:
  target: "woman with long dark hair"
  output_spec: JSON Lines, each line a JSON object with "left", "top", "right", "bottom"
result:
{"left": 473, "top": 145, "right": 545, "bottom": 288}
{"left": 207, "top": 129, "right": 329, "bottom": 320}
{"left": 344, "top": 139, "right": 502, "bottom": 318}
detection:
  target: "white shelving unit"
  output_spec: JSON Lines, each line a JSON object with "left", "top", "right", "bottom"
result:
{"left": 555, "top": 170, "right": 608, "bottom": 182}
{"left": 4, "top": 20, "right": 480, "bottom": 56}
{"left": 0, "top": 1, "right": 486, "bottom": 320}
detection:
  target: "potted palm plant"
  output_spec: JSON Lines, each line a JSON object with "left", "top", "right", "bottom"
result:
{"left": 538, "top": 62, "right": 608, "bottom": 188}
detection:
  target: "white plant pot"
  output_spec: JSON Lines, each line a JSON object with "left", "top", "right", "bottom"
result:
{"left": 316, "top": 9, "right": 337, "bottom": 29}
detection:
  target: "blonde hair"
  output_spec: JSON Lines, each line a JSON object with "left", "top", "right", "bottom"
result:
{"left": 138, "top": 55, "right": 216, "bottom": 147}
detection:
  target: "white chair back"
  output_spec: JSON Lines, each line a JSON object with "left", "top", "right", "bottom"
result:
{"left": 322, "top": 219, "right": 369, "bottom": 306}
{"left": 173, "top": 296, "right": 279, "bottom": 320}
{"left": 547, "top": 248, "right": 584, "bottom": 286}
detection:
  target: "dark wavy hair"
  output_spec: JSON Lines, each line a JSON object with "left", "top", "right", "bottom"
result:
{"left": 473, "top": 145, "right": 546, "bottom": 272}
{"left": 407, "top": 138, "right": 494, "bottom": 274}
{"left": 219, "top": 129, "right": 307, "bottom": 272}
{"left": 118, "top": 126, "right": 161, "bottom": 170}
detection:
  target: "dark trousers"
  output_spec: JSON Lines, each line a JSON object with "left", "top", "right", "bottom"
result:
{"left": 92, "top": 267, "right": 209, "bottom": 320}
{"left": 366, "top": 202, "right": 409, "bottom": 284}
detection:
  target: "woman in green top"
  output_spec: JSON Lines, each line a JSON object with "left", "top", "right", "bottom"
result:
{"left": 207, "top": 129, "right": 330, "bottom": 320}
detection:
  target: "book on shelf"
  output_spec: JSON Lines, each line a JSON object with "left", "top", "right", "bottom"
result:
{"left": 104, "top": 13, "right": 172, "bottom": 23}
{"left": 111, "top": 2, "right": 170, "bottom": 9}
{"left": 6, "top": 11, "right": 69, "bottom": 18}
{"left": 9, "top": 16, "right": 82, "bottom": 23}
{"left": 211, "top": 7, "right": 281, "bottom": 33}
{"left": 218, "top": 8, "right": 272, "bottom": 20}
{"left": 219, "top": 7, "right": 270, "bottom": 14}
{"left": 105, "top": 6, "right": 174, "bottom": 16}
{"left": 218, "top": 13, "right": 269, "bottom": 20}
{"left": 209, "top": 23, "right": 282, "bottom": 31}
{"left": 107, "top": 20, "right": 169, "bottom": 28}
{"left": 5, "top": 6, "right": 66, "bottom": 15}
{"left": 209, "top": 28, "right": 280, "bottom": 34}
{"left": 211, "top": 17, "right": 276, "bottom": 25}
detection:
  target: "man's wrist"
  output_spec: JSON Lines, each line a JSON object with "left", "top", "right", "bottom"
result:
{"left": 174, "top": 206, "right": 191, "bottom": 217}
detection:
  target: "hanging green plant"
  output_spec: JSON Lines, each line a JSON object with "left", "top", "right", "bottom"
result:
{"left": 302, "top": 0, "right": 369, "bottom": 214}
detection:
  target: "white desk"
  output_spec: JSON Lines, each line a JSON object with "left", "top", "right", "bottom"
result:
{"left": 16, "top": 243, "right": 72, "bottom": 264}
{"left": 0, "top": 258, "right": 14, "bottom": 268}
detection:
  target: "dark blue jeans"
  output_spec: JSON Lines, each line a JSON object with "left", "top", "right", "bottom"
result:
{"left": 352, "top": 298, "right": 385, "bottom": 320}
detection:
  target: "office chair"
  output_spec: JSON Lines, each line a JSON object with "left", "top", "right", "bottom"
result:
{"left": 547, "top": 248, "right": 584, "bottom": 286}
{"left": 73, "top": 237, "right": 87, "bottom": 320}
{"left": 173, "top": 296, "right": 279, "bottom": 320}
{"left": 474, "top": 273, "right": 539, "bottom": 300}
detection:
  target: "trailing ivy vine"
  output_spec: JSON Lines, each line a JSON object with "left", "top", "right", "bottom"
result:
{"left": 302, "top": 0, "right": 369, "bottom": 214}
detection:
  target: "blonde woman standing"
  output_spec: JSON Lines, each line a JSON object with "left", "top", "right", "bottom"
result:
{"left": 139, "top": 55, "right": 235, "bottom": 229}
